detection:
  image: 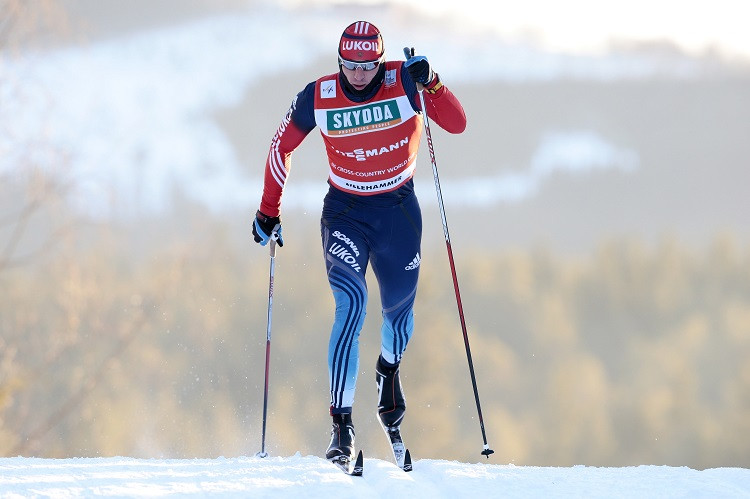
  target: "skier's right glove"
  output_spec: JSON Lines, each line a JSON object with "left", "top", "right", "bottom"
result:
{"left": 253, "top": 210, "right": 283, "bottom": 247}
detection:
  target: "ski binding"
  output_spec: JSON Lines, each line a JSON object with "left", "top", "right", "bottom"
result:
{"left": 382, "top": 424, "right": 412, "bottom": 472}
{"left": 329, "top": 450, "right": 363, "bottom": 476}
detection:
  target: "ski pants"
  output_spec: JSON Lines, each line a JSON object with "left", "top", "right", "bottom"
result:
{"left": 320, "top": 186, "right": 422, "bottom": 414}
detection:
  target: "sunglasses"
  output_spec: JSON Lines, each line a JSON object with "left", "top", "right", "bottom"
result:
{"left": 338, "top": 56, "right": 383, "bottom": 71}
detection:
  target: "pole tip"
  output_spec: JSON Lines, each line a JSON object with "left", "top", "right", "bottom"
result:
{"left": 481, "top": 447, "right": 494, "bottom": 458}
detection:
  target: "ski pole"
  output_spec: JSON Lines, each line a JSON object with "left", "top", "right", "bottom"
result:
{"left": 406, "top": 47, "right": 494, "bottom": 458}
{"left": 258, "top": 229, "right": 279, "bottom": 458}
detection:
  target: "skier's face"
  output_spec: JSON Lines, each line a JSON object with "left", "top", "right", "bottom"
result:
{"left": 341, "top": 65, "right": 378, "bottom": 91}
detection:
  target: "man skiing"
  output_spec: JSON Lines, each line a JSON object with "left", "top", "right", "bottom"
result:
{"left": 252, "top": 21, "right": 466, "bottom": 470}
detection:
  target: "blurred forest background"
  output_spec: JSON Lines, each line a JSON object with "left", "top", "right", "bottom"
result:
{"left": 2, "top": 1, "right": 750, "bottom": 469}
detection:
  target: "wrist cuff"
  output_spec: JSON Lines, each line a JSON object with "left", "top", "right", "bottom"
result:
{"left": 256, "top": 210, "right": 277, "bottom": 223}
{"left": 425, "top": 74, "right": 443, "bottom": 94}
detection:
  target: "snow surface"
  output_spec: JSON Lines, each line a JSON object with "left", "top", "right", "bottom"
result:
{"left": 1, "top": 455, "right": 749, "bottom": 498}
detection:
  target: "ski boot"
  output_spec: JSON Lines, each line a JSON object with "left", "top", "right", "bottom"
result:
{"left": 326, "top": 412, "right": 356, "bottom": 471}
{"left": 375, "top": 355, "right": 406, "bottom": 428}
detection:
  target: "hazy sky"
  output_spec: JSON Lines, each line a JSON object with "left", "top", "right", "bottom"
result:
{"left": 277, "top": 0, "right": 750, "bottom": 59}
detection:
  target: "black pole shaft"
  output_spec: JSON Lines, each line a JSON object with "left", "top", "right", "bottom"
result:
{"left": 417, "top": 86, "right": 494, "bottom": 458}
{"left": 260, "top": 335, "right": 271, "bottom": 455}
{"left": 259, "top": 237, "right": 277, "bottom": 457}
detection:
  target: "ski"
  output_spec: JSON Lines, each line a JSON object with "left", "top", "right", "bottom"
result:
{"left": 351, "top": 450, "right": 364, "bottom": 476}
{"left": 403, "top": 449, "right": 413, "bottom": 472}
{"left": 329, "top": 450, "right": 363, "bottom": 476}
{"left": 382, "top": 424, "right": 412, "bottom": 472}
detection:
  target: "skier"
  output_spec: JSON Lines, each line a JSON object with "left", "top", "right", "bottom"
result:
{"left": 252, "top": 20, "right": 466, "bottom": 469}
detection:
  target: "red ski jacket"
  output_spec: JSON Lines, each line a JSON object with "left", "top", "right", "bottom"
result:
{"left": 259, "top": 61, "right": 466, "bottom": 217}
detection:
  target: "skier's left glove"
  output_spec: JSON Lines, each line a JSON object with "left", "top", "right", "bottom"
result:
{"left": 253, "top": 210, "right": 283, "bottom": 247}
{"left": 403, "top": 47, "right": 442, "bottom": 93}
